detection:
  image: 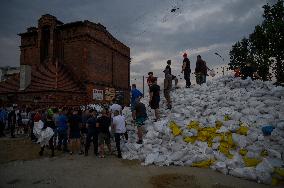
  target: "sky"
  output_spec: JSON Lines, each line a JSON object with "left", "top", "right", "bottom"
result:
{"left": 0, "top": 0, "right": 278, "bottom": 89}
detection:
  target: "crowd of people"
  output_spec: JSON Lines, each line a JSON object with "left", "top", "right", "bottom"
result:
{"left": 0, "top": 100, "right": 131, "bottom": 159}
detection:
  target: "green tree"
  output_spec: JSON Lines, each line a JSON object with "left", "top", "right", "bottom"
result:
{"left": 262, "top": 0, "right": 284, "bottom": 84}
{"left": 229, "top": 38, "right": 253, "bottom": 70}
{"left": 249, "top": 25, "right": 271, "bottom": 81}
{"left": 229, "top": 0, "right": 284, "bottom": 83}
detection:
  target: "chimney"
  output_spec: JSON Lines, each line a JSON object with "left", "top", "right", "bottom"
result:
{"left": 20, "top": 65, "right": 31, "bottom": 90}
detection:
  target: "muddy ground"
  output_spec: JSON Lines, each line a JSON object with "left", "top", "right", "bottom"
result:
{"left": 0, "top": 137, "right": 279, "bottom": 188}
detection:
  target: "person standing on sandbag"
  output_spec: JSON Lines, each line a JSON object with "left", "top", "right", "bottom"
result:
{"left": 165, "top": 60, "right": 178, "bottom": 88}
{"left": 149, "top": 77, "right": 160, "bottom": 121}
{"left": 195, "top": 55, "right": 210, "bottom": 85}
{"left": 85, "top": 109, "right": 99, "bottom": 156}
{"left": 163, "top": 63, "right": 173, "bottom": 110}
{"left": 130, "top": 84, "right": 143, "bottom": 121}
{"left": 181, "top": 53, "right": 191, "bottom": 88}
{"left": 134, "top": 97, "right": 147, "bottom": 144}
{"left": 147, "top": 72, "right": 155, "bottom": 89}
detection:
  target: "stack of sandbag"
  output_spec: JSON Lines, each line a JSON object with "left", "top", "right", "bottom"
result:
{"left": 121, "top": 76, "right": 284, "bottom": 185}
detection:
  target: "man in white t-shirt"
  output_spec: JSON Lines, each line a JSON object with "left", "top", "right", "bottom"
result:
{"left": 109, "top": 99, "right": 122, "bottom": 117}
{"left": 112, "top": 110, "right": 127, "bottom": 158}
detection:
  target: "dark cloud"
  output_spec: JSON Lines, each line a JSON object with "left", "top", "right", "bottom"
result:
{"left": 0, "top": 0, "right": 273, "bottom": 83}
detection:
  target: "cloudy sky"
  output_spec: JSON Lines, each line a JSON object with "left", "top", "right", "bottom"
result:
{"left": 0, "top": 0, "right": 277, "bottom": 88}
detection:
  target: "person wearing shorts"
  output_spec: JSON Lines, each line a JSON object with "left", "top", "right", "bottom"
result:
{"left": 134, "top": 98, "right": 147, "bottom": 144}
{"left": 96, "top": 109, "right": 111, "bottom": 158}
{"left": 149, "top": 77, "right": 160, "bottom": 121}
{"left": 130, "top": 84, "right": 143, "bottom": 120}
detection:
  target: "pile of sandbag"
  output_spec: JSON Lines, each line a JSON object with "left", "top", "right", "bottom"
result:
{"left": 122, "top": 76, "right": 284, "bottom": 185}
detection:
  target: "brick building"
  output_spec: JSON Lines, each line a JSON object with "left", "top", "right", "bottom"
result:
{"left": 0, "top": 14, "right": 130, "bottom": 107}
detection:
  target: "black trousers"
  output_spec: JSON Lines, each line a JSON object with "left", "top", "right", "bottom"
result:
{"left": 10, "top": 123, "right": 15, "bottom": 137}
{"left": 85, "top": 130, "right": 98, "bottom": 154}
{"left": 184, "top": 73, "right": 191, "bottom": 87}
{"left": 114, "top": 133, "right": 124, "bottom": 156}
{"left": 0, "top": 121, "right": 5, "bottom": 136}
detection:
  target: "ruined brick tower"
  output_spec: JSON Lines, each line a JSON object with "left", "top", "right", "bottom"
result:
{"left": 0, "top": 14, "right": 130, "bottom": 106}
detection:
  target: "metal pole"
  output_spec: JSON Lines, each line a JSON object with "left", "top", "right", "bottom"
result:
{"left": 222, "top": 67, "right": 225, "bottom": 76}
{"left": 142, "top": 76, "right": 145, "bottom": 97}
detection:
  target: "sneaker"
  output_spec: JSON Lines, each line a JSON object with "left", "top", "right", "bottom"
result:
{"left": 69, "top": 152, "right": 73, "bottom": 155}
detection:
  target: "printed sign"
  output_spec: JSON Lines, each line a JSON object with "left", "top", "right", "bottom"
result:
{"left": 115, "top": 90, "right": 124, "bottom": 105}
{"left": 93, "top": 89, "right": 104, "bottom": 100}
{"left": 104, "top": 87, "right": 116, "bottom": 101}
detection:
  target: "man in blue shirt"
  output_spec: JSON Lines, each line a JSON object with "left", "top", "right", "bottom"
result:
{"left": 131, "top": 84, "right": 143, "bottom": 120}
{"left": 57, "top": 109, "right": 69, "bottom": 152}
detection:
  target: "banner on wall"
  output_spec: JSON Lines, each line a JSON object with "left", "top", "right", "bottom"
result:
{"left": 104, "top": 87, "right": 116, "bottom": 101}
{"left": 93, "top": 89, "right": 104, "bottom": 100}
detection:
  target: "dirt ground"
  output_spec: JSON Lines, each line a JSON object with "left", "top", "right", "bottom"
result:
{"left": 0, "top": 137, "right": 280, "bottom": 188}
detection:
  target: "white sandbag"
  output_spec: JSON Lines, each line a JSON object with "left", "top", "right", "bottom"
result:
{"left": 229, "top": 167, "right": 257, "bottom": 181}
{"left": 256, "top": 158, "right": 274, "bottom": 184}
{"left": 216, "top": 126, "right": 229, "bottom": 133}
{"left": 145, "top": 130, "right": 159, "bottom": 139}
{"left": 267, "top": 149, "right": 282, "bottom": 159}
{"left": 226, "top": 154, "right": 244, "bottom": 170}
{"left": 144, "top": 152, "right": 159, "bottom": 165}
{"left": 37, "top": 127, "right": 54, "bottom": 147}
{"left": 33, "top": 120, "right": 44, "bottom": 137}
{"left": 212, "top": 161, "right": 228, "bottom": 175}
{"left": 232, "top": 133, "right": 248, "bottom": 148}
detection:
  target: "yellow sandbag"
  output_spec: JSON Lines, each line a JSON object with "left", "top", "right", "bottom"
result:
{"left": 172, "top": 126, "right": 182, "bottom": 136}
{"left": 243, "top": 157, "right": 261, "bottom": 167}
{"left": 237, "top": 126, "right": 249, "bottom": 136}
{"left": 227, "top": 154, "right": 234, "bottom": 159}
{"left": 272, "top": 177, "right": 279, "bottom": 186}
{"left": 208, "top": 141, "right": 213, "bottom": 147}
{"left": 215, "top": 120, "right": 223, "bottom": 128}
{"left": 227, "top": 134, "right": 234, "bottom": 146}
{"left": 187, "top": 120, "right": 200, "bottom": 129}
{"left": 239, "top": 149, "right": 248, "bottom": 156}
{"left": 169, "top": 121, "right": 177, "bottom": 129}
{"left": 203, "top": 127, "right": 218, "bottom": 133}
{"left": 184, "top": 136, "right": 197, "bottom": 144}
{"left": 191, "top": 159, "right": 215, "bottom": 168}
{"left": 224, "top": 115, "right": 231, "bottom": 121}
{"left": 261, "top": 150, "right": 268, "bottom": 157}
{"left": 219, "top": 142, "right": 230, "bottom": 155}
{"left": 197, "top": 135, "right": 208, "bottom": 142}
{"left": 275, "top": 168, "right": 284, "bottom": 177}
